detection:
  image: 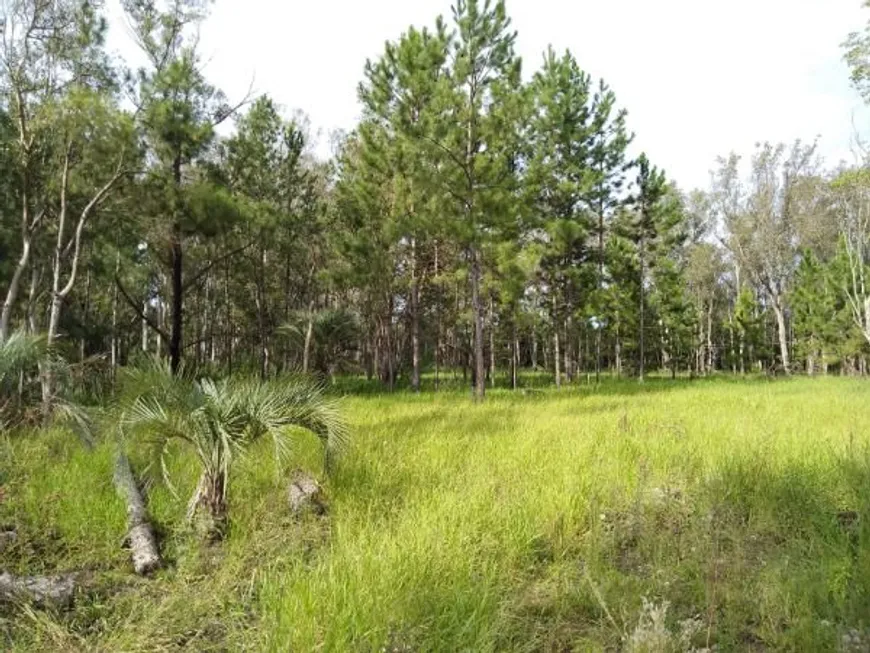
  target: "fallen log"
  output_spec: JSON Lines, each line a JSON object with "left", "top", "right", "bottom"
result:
{"left": 113, "top": 452, "right": 160, "bottom": 575}
{"left": 0, "top": 528, "right": 16, "bottom": 553}
{"left": 288, "top": 470, "right": 326, "bottom": 515}
{"left": 0, "top": 571, "right": 77, "bottom": 607}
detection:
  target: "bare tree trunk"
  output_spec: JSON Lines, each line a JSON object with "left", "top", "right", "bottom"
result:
{"left": 385, "top": 303, "right": 396, "bottom": 391}
{"left": 772, "top": 301, "right": 790, "bottom": 375}
{"left": 25, "top": 265, "right": 39, "bottom": 335}
{"left": 488, "top": 296, "right": 495, "bottom": 388}
{"left": 543, "top": 334, "right": 549, "bottom": 375}
{"left": 728, "top": 316, "right": 736, "bottom": 374}
{"left": 511, "top": 322, "right": 519, "bottom": 390}
{"left": 81, "top": 267, "right": 91, "bottom": 362}
{"left": 411, "top": 238, "right": 421, "bottom": 393}
{"left": 434, "top": 241, "right": 441, "bottom": 391}
{"left": 224, "top": 261, "right": 232, "bottom": 373}
{"left": 564, "top": 315, "right": 572, "bottom": 383}
{"left": 303, "top": 299, "right": 315, "bottom": 374}
{"left": 554, "top": 326, "right": 561, "bottom": 389}
{"left": 156, "top": 297, "right": 164, "bottom": 358}
{"left": 639, "top": 235, "right": 646, "bottom": 383}
{"left": 615, "top": 315, "right": 622, "bottom": 379}
{"left": 0, "top": 235, "right": 33, "bottom": 343}
{"left": 706, "top": 304, "right": 714, "bottom": 374}
{"left": 113, "top": 452, "right": 160, "bottom": 575}
{"left": 0, "top": 571, "right": 77, "bottom": 607}
{"left": 471, "top": 247, "right": 485, "bottom": 401}
{"left": 531, "top": 322, "right": 538, "bottom": 370}
{"left": 595, "top": 329, "right": 602, "bottom": 384}
{"left": 170, "top": 236, "right": 183, "bottom": 375}
{"left": 111, "top": 253, "right": 120, "bottom": 383}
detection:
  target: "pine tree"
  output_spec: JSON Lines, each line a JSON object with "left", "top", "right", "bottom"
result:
{"left": 358, "top": 22, "right": 450, "bottom": 391}
{"left": 527, "top": 48, "right": 598, "bottom": 386}
{"left": 430, "top": 0, "right": 524, "bottom": 401}
{"left": 628, "top": 154, "right": 668, "bottom": 381}
{"left": 586, "top": 82, "right": 633, "bottom": 380}
{"left": 123, "top": 0, "right": 241, "bottom": 374}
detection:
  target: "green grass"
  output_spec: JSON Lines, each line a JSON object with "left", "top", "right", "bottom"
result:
{"left": 3, "top": 376, "right": 870, "bottom": 651}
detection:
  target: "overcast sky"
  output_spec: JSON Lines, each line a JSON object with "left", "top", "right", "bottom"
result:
{"left": 107, "top": 0, "right": 870, "bottom": 191}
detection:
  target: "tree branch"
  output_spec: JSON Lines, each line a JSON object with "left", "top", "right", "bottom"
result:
{"left": 182, "top": 241, "right": 255, "bottom": 293}
{"left": 115, "top": 276, "right": 169, "bottom": 342}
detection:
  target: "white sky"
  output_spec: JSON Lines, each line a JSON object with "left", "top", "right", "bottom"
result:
{"left": 107, "top": 0, "right": 870, "bottom": 191}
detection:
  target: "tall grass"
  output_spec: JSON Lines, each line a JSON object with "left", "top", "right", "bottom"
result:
{"left": 2, "top": 376, "right": 870, "bottom": 651}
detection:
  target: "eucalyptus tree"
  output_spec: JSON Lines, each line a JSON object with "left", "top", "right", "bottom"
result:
{"left": 40, "top": 90, "right": 138, "bottom": 404}
{"left": 829, "top": 168, "right": 870, "bottom": 348}
{"left": 0, "top": 0, "right": 123, "bottom": 342}
{"left": 715, "top": 142, "right": 818, "bottom": 374}
{"left": 684, "top": 242, "right": 726, "bottom": 374}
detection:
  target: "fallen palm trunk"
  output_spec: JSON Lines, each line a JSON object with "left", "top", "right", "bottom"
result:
{"left": 113, "top": 452, "right": 160, "bottom": 575}
{"left": 0, "top": 528, "right": 16, "bottom": 552}
{"left": 288, "top": 470, "right": 326, "bottom": 515}
{"left": 0, "top": 571, "right": 77, "bottom": 607}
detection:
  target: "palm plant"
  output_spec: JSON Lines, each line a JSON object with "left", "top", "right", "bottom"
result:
{"left": 0, "top": 331, "right": 48, "bottom": 387}
{"left": 0, "top": 330, "right": 92, "bottom": 440}
{"left": 279, "top": 307, "right": 361, "bottom": 380}
{"left": 119, "top": 359, "right": 348, "bottom": 538}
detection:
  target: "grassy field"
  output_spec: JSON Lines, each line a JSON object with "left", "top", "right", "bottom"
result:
{"left": 2, "top": 376, "right": 870, "bottom": 651}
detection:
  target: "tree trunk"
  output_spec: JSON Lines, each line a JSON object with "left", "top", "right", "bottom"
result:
{"left": 170, "top": 233, "right": 183, "bottom": 375}
{"left": 554, "top": 326, "right": 561, "bottom": 389}
{"left": 595, "top": 328, "right": 602, "bottom": 384}
{"left": 706, "top": 304, "right": 714, "bottom": 374}
{"left": 563, "top": 322, "right": 571, "bottom": 383}
{"left": 434, "top": 241, "right": 441, "bottom": 391}
{"left": 25, "top": 265, "right": 40, "bottom": 335}
{"left": 187, "top": 470, "right": 228, "bottom": 540}
{"left": 170, "top": 157, "right": 184, "bottom": 375}
{"left": 224, "top": 260, "right": 232, "bottom": 373}
{"left": 531, "top": 323, "right": 538, "bottom": 370}
{"left": 488, "top": 296, "right": 496, "bottom": 388}
{"left": 303, "top": 300, "right": 315, "bottom": 374}
{"left": 113, "top": 452, "right": 160, "bottom": 575}
{"left": 511, "top": 322, "right": 519, "bottom": 390}
{"left": 615, "top": 318, "right": 622, "bottom": 379}
{"left": 728, "top": 315, "right": 736, "bottom": 374}
{"left": 111, "top": 252, "right": 120, "bottom": 383}
{"left": 639, "top": 235, "right": 646, "bottom": 383}
{"left": 0, "top": 572, "right": 77, "bottom": 607}
{"left": 470, "top": 247, "right": 485, "bottom": 401}
{"left": 411, "top": 238, "right": 421, "bottom": 393}
{"left": 0, "top": 235, "right": 33, "bottom": 343}
{"left": 772, "top": 301, "right": 790, "bottom": 375}
{"left": 254, "top": 247, "right": 270, "bottom": 380}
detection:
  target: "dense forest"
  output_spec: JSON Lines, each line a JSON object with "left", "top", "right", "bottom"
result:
{"left": 1, "top": 0, "right": 870, "bottom": 407}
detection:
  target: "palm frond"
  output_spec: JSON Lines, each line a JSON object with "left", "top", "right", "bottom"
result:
{"left": 0, "top": 331, "right": 48, "bottom": 385}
